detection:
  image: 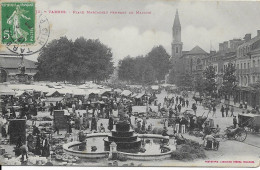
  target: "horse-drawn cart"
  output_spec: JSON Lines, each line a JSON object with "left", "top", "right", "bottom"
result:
{"left": 238, "top": 113, "right": 260, "bottom": 133}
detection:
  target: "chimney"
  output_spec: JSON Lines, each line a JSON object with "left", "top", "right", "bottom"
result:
{"left": 257, "top": 30, "right": 260, "bottom": 36}
{"left": 244, "top": 33, "right": 251, "bottom": 42}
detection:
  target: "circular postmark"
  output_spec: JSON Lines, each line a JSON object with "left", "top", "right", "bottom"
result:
{"left": 4, "top": 14, "right": 50, "bottom": 56}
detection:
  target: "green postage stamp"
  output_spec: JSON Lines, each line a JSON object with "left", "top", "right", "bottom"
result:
{"left": 1, "top": 2, "right": 35, "bottom": 44}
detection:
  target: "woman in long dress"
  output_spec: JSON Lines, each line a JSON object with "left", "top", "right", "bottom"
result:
{"left": 35, "top": 135, "right": 42, "bottom": 155}
{"left": 91, "top": 114, "right": 97, "bottom": 131}
{"left": 41, "top": 136, "right": 50, "bottom": 157}
{"left": 27, "top": 133, "right": 34, "bottom": 152}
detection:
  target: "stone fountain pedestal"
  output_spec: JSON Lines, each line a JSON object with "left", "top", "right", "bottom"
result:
{"left": 16, "top": 73, "right": 29, "bottom": 83}
{"left": 104, "top": 121, "right": 141, "bottom": 152}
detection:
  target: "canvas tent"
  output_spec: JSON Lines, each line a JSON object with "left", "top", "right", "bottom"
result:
{"left": 0, "top": 85, "right": 15, "bottom": 96}
{"left": 121, "top": 90, "right": 132, "bottom": 96}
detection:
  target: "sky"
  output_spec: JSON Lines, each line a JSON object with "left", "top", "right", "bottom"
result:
{"left": 1, "top": 0, "right": 260, "bottom": 65}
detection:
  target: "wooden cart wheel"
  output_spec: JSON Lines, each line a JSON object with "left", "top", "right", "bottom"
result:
{"left": 235, "top": 128, "right": 247, "bottom": 142}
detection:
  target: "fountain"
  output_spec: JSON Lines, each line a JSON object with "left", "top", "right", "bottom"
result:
{"left": 103, "top": 120, "right": 141, "bottom": 152}
{"left": 63, "top": 113, "right": 175, "bottom": 160}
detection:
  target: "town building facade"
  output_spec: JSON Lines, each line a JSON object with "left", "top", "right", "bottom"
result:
{"left": 0, "top": 56, "right": 37, "bottom": 82}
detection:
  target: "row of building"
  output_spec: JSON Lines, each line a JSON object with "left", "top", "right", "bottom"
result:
{"left": 171, "top": 10, "right": 260, "bottom": 108}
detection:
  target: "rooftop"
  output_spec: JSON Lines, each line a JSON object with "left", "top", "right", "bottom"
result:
{"left": 0, "top": 56, "right": 37, "bottom": 69}
{"left": 186, "top": 46, "right": 208, "bottom": 55}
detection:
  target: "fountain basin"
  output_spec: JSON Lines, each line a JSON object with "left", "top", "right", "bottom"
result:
{"left": 63, "top": 133, "right": 174, "bottom": 160}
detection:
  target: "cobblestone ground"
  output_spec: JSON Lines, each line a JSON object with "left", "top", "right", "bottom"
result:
{"left": 1, "top": 89, "right": 259, "bottom": 167}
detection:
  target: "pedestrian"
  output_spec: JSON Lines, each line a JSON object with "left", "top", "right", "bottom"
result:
{"left": 175, "top": 117, "right": 180, "bottom": 134}
{"left": 35, "top": 135, "right": 42, "bottom": 155}
{"left": 230, "top": 105, "right": 234, "bottom": 117}
{"left": 233, "top": 116, "right": 238, "bottom": 128}
{"left": 212, "top": 106, "right": 216, "bottom": 118}
{"left": 244, "top": 102, "right": 247, "bottom": 109}
{"left": 42, "top": 135, "right": 50, "bottom": 157}
{"left": 158, "top": 103, "right": 161, "bottom": 112}
{"left": 192, "top": 103, "right": 197, "bottom": 115}
{"left": 225, "top": 106, "right": 229, "bottom": 117}
{"left": 99, "top": 123, "right": 105, "bottom": 133}
{"left": 221, "top": 105, "right": 225, "bottom": 117}
{"left": 177, "top": 104, "right": 182, "bottom": 113}
{"left": 91, "top": 114, "right": 97, "bottom": 131}
{"left": 180, "top": 117, "right": 187, "bottom": 134}
{"left": 182, "top": 100, "right": 185, "bottom": 107}
{"left": 203, "top": 123, "right": 211, "bottom": 140}
{"left": 108, "top": 116, "right": 114, "bottom": 131}
{"left": 67, "top": 120, "right": 72, "bottom": 134}
{"left": 49, "top": 103, "right": 54, "bottom": 116}
{"left": 186, "top": 99, "right": 189, "bottom": 108}
{"left": 72, "top": 102, "right": 76, "bottom": 114}
{"left": 27, "top": 132, "right": 34, "bottom": 152}
{"left": 169, "top": 108, "right": 174, "bottom": 118}
{"left": 80, "top": 115, "right": 84, "bottom": 130}
{"left": 20, "top": 144, "right": 28, "bottom": 162}
{"left": 53, "top": 123, "right": 60, "bottom": 135}
{"left": 189, "top": 116, "right": 195, "bottom": 131}
{"left": 164, "top": 118, "right": 168, "bottom": 128}
{"left": 1, "top": 123, "right": 7, "bottom": 138}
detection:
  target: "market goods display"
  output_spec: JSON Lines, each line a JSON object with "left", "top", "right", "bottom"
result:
{"left": 171, "top": 138, "right": 206, "bottom": 160}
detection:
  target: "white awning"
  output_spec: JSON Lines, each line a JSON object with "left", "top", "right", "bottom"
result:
{"left": 0, "top": 85, "right": 15, "bottom": 96}
{"left": 151, "top": 85, "right": 159, "bottom": 90}
{"left": 121, "top": 90, "right": 132, "bottom": 96}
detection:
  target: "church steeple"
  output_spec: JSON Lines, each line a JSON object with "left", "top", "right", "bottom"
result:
{"left": 172, "top": 9, "right": 181, "bottom": 43}
{"left": 173, "top": 9, "right": 181, "bottom": 29}
{"left": 171, "top": 9, "right": 183, "bottom": 69}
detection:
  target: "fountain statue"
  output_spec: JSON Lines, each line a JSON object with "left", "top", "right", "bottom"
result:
{"left": 16, "top": 56, "right": 29, "bottom": 83}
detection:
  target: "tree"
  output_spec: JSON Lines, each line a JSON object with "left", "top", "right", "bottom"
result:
{"left": 203, "top": 65, "right": 217, "bottom": 97}
{"left": 168, "top": 69, "right": 175, "bottom": 84}
{"left": 117, "top": 55, "right": 156, "bottom": 84}
{"left": 194, "top": 74, "right": 205, "bottom": 96}
{"left": 118, "top": 56, "right": 136, "bottom": 83}
{"left": 117, "top": 45, "right": 171, "bottom": 84}
{"left": 175, "top": 73, "right": 193, "bottom": 88}
{"left": 35, "top": 37, "right": 73, "bottom": 82}
{"left": 35, "top": 37, "right": 114, "bottom": 83}
{"left": 146, "top": 46, "right": 171, "bottom": 82}
{"left": 220, "top": 63, "right": 237, "bottom": 99}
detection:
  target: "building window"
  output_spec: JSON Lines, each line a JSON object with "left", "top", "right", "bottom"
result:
{"left": 176, "top": 47, "right": 178, "bottom": 53}
{"left": 241, "top": 63, "right": 242, "bottom": 69}
{"left": 248, "top": 63, "right": 250, "bottom": 69}
{"left": 237, "top": 64, "right": 239, "bottom": 69}
{"left": 253, "top": 60, "right": 256, "bottom": 67}
{"left": 244, "top": 63, "right": 246, "bottom": 69}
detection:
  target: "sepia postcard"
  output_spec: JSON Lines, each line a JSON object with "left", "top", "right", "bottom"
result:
{"left": 0, "top": 0, "right": 260, "bottom": 167}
